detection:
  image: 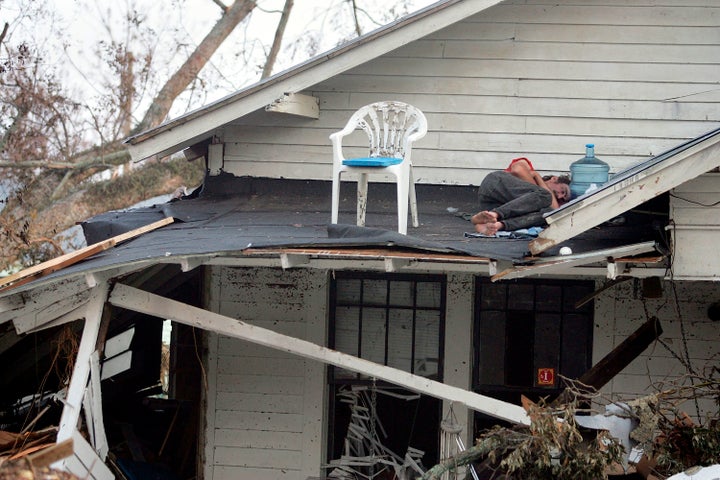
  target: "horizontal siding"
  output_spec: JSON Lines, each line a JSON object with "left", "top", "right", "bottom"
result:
{"left": 670, "top": 173, "right": 720, "bottom": 279}
{"left": 223, "top": 2, "right": 720, "bottom": 185}
{"left": 209, "top": 267, "right": 327, "bottom": 480}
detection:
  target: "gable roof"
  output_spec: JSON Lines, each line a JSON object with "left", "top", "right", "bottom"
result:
{"left": 529, "top": 126, "right": 720, "bottom": 255}
{"left": 123, "top": 0, "right": 506, "bottom": 161}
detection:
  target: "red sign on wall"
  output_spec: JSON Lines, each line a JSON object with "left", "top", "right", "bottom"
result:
{"left": 537, "top": 368, "right": 555, "bottom": 386}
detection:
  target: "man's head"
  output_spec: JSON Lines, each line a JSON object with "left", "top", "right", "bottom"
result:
{"left": 544, "top": 175, "right": 571, "bottom": 205}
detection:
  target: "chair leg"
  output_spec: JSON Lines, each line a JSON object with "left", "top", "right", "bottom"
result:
{"left": 396, "top": 175, "right": 409, "bottom": 235}
{"left": 357, "top": 173, "right": 369, "bottom": 227}
{"left": 409, "top": 168, "right": 419, "bottom": 228}
{"left": 331, "top": 171, "right": 341, "bottom": 224}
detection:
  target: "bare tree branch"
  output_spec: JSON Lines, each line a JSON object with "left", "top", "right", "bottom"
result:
{"left": 134, "top": 0, "right": 257, "bottom": 133}
{"left": 262, "top": 0, "right": 293, "bottom": 79}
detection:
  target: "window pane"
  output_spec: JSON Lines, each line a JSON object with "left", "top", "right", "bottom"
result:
{"left": 416, "top": 282, "right": 441, "bottom": 308}
{"left": 387, "top": 309, "right": 413, "bottom": 372}
{"left": 336, "top": 279, "right": 361, "bottom": 303}
{"left": 507, "top": 284, "right": 535, "bottom": 310}
{"left": 363, "top": 279, "right": 387, "bottom": 306}
{"left": 561, "top": 314, "right": 592, "bottom": 378}
{"left": 505, "top": 311, "right": 534, "bottom": 386}
{"left": 414, "top": 310, "right": 440, "bottom": 377}
{"left": 335, "top": 306, "right": 359, "bottom": 356}
{"left": 477, "top": 311, "right": 505, "bottom": 385}
{"left": 388, "top": 281, "right": 414, "bottom": 307}
{"left": 334, "top": 306, "right": 360, "bottom": 379}
{"left": 535, "top": 285, "right": 562, "bottom": 312}
{"left": 534, "top": 313, "right": 561, "bottom": 388}
{"left": 480, "top": 282, "right": 505, "bottom": 310}
{"left": 360, "top": 307, "right": 386, "bottom": 364}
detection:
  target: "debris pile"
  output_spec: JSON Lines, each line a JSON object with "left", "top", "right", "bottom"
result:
{"left": 0, "top": 431, "right": 77, "bottom": 480}
{"left": 423, "top": 374, "right": 720, "bottom": 480}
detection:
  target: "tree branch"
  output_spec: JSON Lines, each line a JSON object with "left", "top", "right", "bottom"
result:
{"left": 134, "top": 0, "right": 257, "bottom": 133}
{"left": 261, "top": 0, "right": 293, "bottom": 79}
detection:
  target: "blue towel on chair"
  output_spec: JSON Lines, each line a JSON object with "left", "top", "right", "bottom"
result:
{"left": 342, "top": 157, "right": 402, "bottom": 167}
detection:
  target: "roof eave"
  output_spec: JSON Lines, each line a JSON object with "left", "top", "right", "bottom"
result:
{"left": 124, "top": 0, "right": 505, "bottom": 161}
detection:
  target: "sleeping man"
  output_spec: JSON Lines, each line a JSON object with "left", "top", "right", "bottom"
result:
{"left": 472, "top": 157, "right": 571, "bottom": 235}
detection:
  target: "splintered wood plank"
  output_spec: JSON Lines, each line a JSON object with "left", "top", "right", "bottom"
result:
{"left": 553, "top": 316, "right": 663, "bottom": 405}
{"left": 0, "top": 217, "right": 174, "bottom": 292}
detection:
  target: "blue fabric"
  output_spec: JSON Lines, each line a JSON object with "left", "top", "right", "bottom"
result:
{"left": 342, "top": 157, "right": 402, "bottom": 167}
{"left": 464, "top": 226, "right": 544, "bottom": 239}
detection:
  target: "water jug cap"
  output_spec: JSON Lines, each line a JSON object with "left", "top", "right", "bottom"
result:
{"left": 586, "top": 144, "right": 594, "bottom": 148}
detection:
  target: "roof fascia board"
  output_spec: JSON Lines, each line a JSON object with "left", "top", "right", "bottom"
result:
{"left": 12, "top": 289, "right": 92, "bottom": 335}
{"left": 493, "top": 241, "right": 658, "bottom": 281}
{"left": 530, "top": 134, "right": 720, "bottom": 255}
{"left": 126, "top": 0, "right": 504, "bottom": 161}
{"left": 0, "top": 279, "right": 89, "bottom": 325}
{"left": 109, "top": 282, "right": 530, "bottom": 425}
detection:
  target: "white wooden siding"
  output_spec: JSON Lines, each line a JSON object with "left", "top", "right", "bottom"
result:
{"left": 221, "top": 1, "right": 719, "bottom": 186}
{"left": 593, "top": 279, "right": 720, "bottom": 419}
{"left": 669, "top": 173, "right": 720, "bottom": 280}
{"left": 207, "top": 267, "right": 327, "bottom": 480}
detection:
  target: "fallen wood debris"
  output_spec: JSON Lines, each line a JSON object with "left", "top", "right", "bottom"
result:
{"left": 0, "top": 438, "right": 77, "bottom": 480}
{"left": 325, "top": 386, "right": 426, "bottom": 480}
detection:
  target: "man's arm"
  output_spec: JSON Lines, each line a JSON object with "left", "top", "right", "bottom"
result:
{"left": 508, "top": 159, "right": 560, "bottom": 209}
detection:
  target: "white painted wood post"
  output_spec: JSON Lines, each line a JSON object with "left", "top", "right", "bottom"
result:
{"left": 56, "top": 282, "right": 109, "bottom": 444}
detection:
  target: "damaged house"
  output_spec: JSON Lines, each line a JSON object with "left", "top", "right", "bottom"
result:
{"left": 1, "top": 0, "right": 719, "bottom": 479}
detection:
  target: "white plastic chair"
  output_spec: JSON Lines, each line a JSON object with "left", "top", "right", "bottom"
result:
{"left": 330, "top": 101, "right": 428, "bottom": 235}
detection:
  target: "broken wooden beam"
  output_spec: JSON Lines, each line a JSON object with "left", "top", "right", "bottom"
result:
{"left": 0, "top": 217, "right": 174, "bottom": 292}
{"left": 554, "top": 316, "right": 663, "bottom": 405}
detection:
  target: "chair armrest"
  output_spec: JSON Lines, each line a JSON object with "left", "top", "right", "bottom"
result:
{"left": 329, "top": 131, "right": 348, "bottom": 163}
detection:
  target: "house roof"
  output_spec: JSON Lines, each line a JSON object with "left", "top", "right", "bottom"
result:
{"left": 123, "top": 0, "right": 506, "bottom": 161}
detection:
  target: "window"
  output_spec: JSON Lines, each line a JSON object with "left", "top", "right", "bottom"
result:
{"left": 329, "top": 272, "right": 446, "bottom": 381}
{"left": 474, "top": 278, "right": 595, "bottom": 393}
{"left": 327, "top": 272, "right": 446, "bottom": 471}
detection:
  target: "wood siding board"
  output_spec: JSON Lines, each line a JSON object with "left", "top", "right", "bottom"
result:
{"left": 214, "top": 429, "right": 303, "bottom": 450}
{"left": 217, "top": 355, "right": 307, "bottom": 376}
{"left": 218, "top": 339, "right": 298, "bottom": 358}
{"left": 215, "top": 392, "right": 304, "bottom": 413}
{"left": 215, "top": 410, "right": 304, "bottom": 433}
{"left": 356, "top": 58, "right": 720, "bottom": 83}
{"left": 213, "top": 446, "right": 303, "bottom": 469}
{"left": 213, "top": 465, "right": 298, "bottom": 480}
{"left": 516, "top": 24, "right": 720, "bottom": 44}
{"left": 442, "top": 41, "right": 720, "bottom": 64}
{"left": 216, "top": 373, "right": 305, "bottom": 395}
{"left": 592, "top": 280, "right": 720, "bottom": 419}
{"left": 482, "top": 5, "right": 720, "bottom": 27}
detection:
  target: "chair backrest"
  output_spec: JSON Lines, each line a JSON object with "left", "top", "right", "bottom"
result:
{"left": 346, "top": 101, "right": 428, "bottom": 160}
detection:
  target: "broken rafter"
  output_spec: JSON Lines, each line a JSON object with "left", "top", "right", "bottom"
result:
{"left": 108, "top": 283, "right": 530, "bottom": 425}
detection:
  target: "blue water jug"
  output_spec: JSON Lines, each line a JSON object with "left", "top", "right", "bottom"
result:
{"left": 570, "top": 144, "right": 609, "bottom": 198}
